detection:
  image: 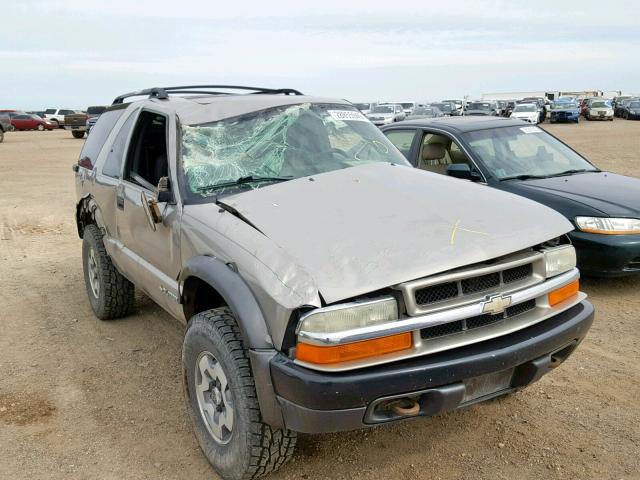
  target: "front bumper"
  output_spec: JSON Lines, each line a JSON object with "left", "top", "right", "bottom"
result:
{"left": 550, "top": 112, "right": 579, "bottom": 122}
{"left": 270, "top": 300, "right": 593, "bottom": 433}
{"left": 587, "top": 113, "right": 613, "bottom": 120}
{"left": 570, "top": 231, "right": 640, "bottom": 276}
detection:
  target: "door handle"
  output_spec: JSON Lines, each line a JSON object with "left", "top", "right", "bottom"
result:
{"left": 116, "top": 185, "right": 125, "bottom": 210}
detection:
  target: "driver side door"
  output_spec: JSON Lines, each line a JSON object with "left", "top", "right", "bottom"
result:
{"left": 115, "top": 109, "right": 183, "bottom": 317}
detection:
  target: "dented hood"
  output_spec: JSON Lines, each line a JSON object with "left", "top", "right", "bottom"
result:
{"left": 221, "top": 163, "right": 573, "bottom": 304}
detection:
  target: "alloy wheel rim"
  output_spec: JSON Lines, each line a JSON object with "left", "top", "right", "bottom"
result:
{"left": 195, "top": 351, "right": 234, "bottom": 444}
{"left": 87, "top": 247, "right": 100, "bottom": 298}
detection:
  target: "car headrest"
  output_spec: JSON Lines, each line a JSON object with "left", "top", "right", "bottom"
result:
{"left": 421, "top": 143, "right": 446, "bottom": 161}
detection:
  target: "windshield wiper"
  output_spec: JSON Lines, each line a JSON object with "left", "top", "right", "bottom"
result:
{"left": 196, "top": 175, "right": 293, "bottom": 193}
{"left": 548, "top": 168, "right": 600, "bottom": 177}
{"left": 500, "top": 174, "right": 550, "bottom": 181}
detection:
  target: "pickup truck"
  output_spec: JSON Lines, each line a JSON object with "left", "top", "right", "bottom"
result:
{"left": 65, "top": 106, "right": 107, "bottom": 138}
{"left": 44, "top": 108, "right": 78, "bottom": 128}
{"left": 74, "top": 85, "right": 594, "bottom": 480}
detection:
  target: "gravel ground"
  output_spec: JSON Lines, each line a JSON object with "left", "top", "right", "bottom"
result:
{"left": 0, "top": 120, "right": 639, "bottom": 480}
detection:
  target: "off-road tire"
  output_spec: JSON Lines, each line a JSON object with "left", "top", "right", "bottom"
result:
{"left": 72, "top": 130, "right": 85, "bottom": 139}
{"left": 183, "top": 308, "right": 297, "bottom": 480}
{"left": 82, "top": 224, "right": 134, "bottom": 319}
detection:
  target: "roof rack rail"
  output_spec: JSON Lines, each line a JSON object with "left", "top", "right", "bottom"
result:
{"left": 112, "top": 85, "right": 304, "bottom": 104}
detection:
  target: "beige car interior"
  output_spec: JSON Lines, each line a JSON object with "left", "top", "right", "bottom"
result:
{"left": 417, "top": 133, "right": 471, "bottom": 175}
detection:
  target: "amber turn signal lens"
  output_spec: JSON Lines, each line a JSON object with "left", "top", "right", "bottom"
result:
{"left": 296, "top": 332, "right": 413, "bottom": 365}
{"left": 548, "top": 280, "right": 579, "bottom": 306}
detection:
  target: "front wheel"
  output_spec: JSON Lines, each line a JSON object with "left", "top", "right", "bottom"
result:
{"left": 72, "top": 130, "right": 85, "bottom": 139}
{"left": 183, "top": 308, "right": 296, "bottom": 480}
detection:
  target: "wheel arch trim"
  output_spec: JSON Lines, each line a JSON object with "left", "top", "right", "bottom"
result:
{"left": 180, "top": 255, "right": 274, "bottom": 349}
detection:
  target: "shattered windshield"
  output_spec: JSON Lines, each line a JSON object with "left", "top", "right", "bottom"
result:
{"left": 181, "top": 103, "right": 408, "bottom": 198}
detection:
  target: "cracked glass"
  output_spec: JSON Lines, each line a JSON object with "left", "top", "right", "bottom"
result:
{"left": 181, "top": 103, "right": 408, "bottom": 197}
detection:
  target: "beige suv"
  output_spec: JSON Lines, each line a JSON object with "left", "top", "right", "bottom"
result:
{"left": 74, "top": 85, "right": 593, "bottom": 480}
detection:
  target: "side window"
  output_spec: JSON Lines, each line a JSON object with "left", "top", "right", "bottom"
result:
{"left": 124, "top": 111, "right": 168, "bottom": 190}
{"left": 102, "top": 111, "right": 137, "bottom": 178}
{"left": 384, "top": 130, "right": 417, "bottom": 160}
{"left": 60, "top": 109, "right": 74, "bottom": 115}
{"left": 45, "top": 109, "right": 56, "bottom": 114}
{"left": 417, "top": 133, "right": 451, "bottom": 174}
{"left": 79, "top": 109, "right": 125, "bottom": 167}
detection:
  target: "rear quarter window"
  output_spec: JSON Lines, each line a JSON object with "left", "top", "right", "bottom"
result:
{"left": 79, "top": 109, "right": 125, "bottom": 166}
{"left": 102, "top": 111, "right": 137, "bottom": 178}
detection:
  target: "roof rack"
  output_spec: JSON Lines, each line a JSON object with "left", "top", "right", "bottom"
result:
{"left": 112, "top": 85, "right": 304, "bottom": 104}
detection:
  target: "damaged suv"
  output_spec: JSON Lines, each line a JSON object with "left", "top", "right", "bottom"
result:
{"left": 74, "top": 85, "right": 593, "bottom": 480}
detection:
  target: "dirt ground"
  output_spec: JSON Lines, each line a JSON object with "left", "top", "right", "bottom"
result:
{"left": 1, "top": 120, "right": 639, "bottom": 480}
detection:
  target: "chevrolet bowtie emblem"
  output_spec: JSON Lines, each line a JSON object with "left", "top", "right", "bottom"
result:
{"left": 482, "top": 294, "right": 512, "bottom": 315}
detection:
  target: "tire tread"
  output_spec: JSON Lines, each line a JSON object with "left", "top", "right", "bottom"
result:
{"left": 192, "top": 308, "right": 296, "bottom": 479}
{"left": 84, "top": 224, "right": 135, "bottom": 319}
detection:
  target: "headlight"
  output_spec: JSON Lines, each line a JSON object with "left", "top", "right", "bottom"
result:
{"left": 298, "top": 297, "right": 398, "bottom": 334}
{"left": 575, "top": 216, "right": 640, "bottom": 235}
{"left": 544, "top": 245, "right": 577, "bottom": 278}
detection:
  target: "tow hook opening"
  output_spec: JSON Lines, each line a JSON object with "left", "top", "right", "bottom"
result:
{"left": 550, "top": 342, "right": 577, "bottom": 368}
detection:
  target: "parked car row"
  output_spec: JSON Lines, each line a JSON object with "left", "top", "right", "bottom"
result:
{"left": 356, "top": 94, "right": 638, "bottom": 127}
{"left": 0, "top": 109, "right": 57, "bottom": 131}
{"left": 0, "top": 105, "right": 109, "bottom": 140}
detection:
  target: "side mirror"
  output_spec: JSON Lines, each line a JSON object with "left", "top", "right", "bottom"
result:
{"left": 156, "top": 176, "right": 173, "bottom": 203}
{"left": 447, "top": 163, "right": 480, "bottom": 181}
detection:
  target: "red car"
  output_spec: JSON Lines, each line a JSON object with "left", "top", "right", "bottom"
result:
{"left": 10, "top": 114, "right": 55, "bottom": 131}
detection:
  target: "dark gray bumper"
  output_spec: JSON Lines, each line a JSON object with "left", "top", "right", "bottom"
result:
{"left": 268, "top": 300, "right": 594, "bottom": 434}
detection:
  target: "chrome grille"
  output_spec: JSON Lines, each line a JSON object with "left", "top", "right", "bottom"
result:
{"left": 413, "top": 259, "right": 536, "bottom": 308}
{"left": 503, "top": 263, "right": 533, "bottom": 284}
{"left": 415, "top": 282, "right": 458, "bottom": 305}
{"left": 461, "top": 272, "right": 500, "bottom": 294}
{"left": 420, "top": 299, "right": 537, "bottom": 340}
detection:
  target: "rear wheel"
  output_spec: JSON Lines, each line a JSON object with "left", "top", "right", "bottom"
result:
{"left": 72, "top": 130, "right": 85, "bottom": 139}
{"left": 183, "top": 308, "right": 296, "bottom": 480}
{"left": 82, "top": 224, "right": 135, "bottom": 319}
{"left": 0, "top": 129, "right": 4, "bottom": 143}
{"left": 37, "top": 124, "right": 44, "bottom": 131}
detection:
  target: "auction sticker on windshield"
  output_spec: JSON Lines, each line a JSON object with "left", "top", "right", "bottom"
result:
{"left": 520, "top": 126, "right": 543, "bottom": 134}
{"left": 328, "top": 110, "right": 368, "bottom": 122}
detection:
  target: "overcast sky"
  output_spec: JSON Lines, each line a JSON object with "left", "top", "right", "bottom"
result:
{"left": 2, "top": 0, "right": 639, "bottom": 109}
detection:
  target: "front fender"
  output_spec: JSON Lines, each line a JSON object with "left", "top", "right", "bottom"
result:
{"left": 180, "top": 255, "right": 274, "bottom": 349}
